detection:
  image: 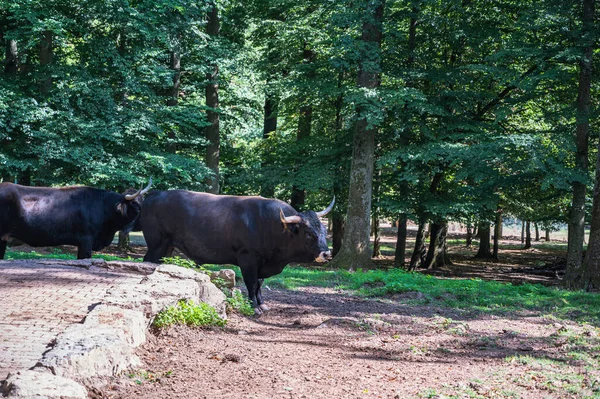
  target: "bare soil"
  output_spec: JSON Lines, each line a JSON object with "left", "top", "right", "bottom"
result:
{"left": 9, "top": 231, "right": 598, "bottom": 398}
{"left": 90, "top": 286, "right": 598, "bottom": 399}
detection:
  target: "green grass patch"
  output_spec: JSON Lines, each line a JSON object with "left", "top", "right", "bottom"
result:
{"left": 4, "top": 249, "right": 141, "bottom": 262}
{"left": 226, "top": 289, "right": 255, "bottom": 316}
{"left": 263, "top": 266, "right": 600, "bottom": 325}
{"left": 152, "top": 299, "right": 226, "bottom": 328}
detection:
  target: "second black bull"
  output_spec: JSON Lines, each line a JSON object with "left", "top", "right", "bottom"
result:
{"left": 139, "top": 190, "right": 334, "bottom": 313}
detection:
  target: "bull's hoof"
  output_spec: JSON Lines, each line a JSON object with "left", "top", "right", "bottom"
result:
{"left": 253, "top": 307, "right": 263, "bottom": 316}
{"left": 259, "top": 304, "right": 270, "bottom": 312}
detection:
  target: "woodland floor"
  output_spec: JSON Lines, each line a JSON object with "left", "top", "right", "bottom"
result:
{"left": 8, "top": 229, "right": 599, "bottom": 398}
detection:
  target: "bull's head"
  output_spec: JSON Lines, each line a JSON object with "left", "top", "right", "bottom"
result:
{"left": 116, "top": 178, "right": 152, "bottom": 230}
{"left": 280, "top": 197, "right": 335, "bottom": 262}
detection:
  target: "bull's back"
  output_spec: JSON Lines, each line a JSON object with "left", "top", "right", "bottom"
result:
{"left": 0, "top": 184, "right": 97, "bottom": 246}
{"left": 141, "top": 191, "right": 277, "bottom": 265}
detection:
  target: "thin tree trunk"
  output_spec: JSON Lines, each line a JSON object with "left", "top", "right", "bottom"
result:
{"left": 290, "top": 103, "right": 312, "bottom": 209}
{"left": 472, "top": 225, "right": 477, "bottom": 238}
{"left": 475, "top": 222, "right": 492, "bottom": 258}
{"left": 534, "top": 222, "right": 540, "bottom": 241}
{"left": 493, "top": 210, "right": 502, "bottom": 259}
{"left": 204, "top": 3, "right": 220, "bottom": 194}
{"left": 5, "top": 38, "right": 18, "bottom": 74}
{"left": 291, "top": 45, "right": 315, "bottom": 210}
{"left": 565, "top": 0, "right": 594, "bottom": 288}
{"left": 117, "top": 231, "right": 131, "bottom": 253}
{"left": 524, "top": 221, "right": 532, "bottom": 249}
{"left": 394, "top": 214, "right": 407, "bottom": 268}
{"left": 466, "top": 223, "right": 473, "bottom": 248}
{"left": 39, "top": 30, "right": 52, "bottom": 93}
{"left": 423, "top": 221, "right": 450, "bottom": 269}
{"left": 409, "top": 221, "right": 427, "bottom": 270}
{"left": 545, "top": 229, "right": 550, "bottom": 241}
{"left": 260, "top": 89, "right": 278, "bottom": 198}
{"left": 331, "top": 0, "right": 384, "bottom": 270}
{"left": 521, "top": 220, "right": 525, "bottom": 244}
{"left": 371, "top": 216, "right": 380, "bottom": 258}
{"left": 331, "top": 73, "right": 346, "bottom": 257}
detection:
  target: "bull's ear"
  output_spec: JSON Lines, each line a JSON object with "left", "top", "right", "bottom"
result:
{"left": 115, "top": 201, "right": 129, "bottom": 217}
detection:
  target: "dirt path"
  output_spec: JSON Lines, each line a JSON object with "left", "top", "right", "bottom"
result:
{"left": 92, "top": 286, "right": 598, "bottom": 399}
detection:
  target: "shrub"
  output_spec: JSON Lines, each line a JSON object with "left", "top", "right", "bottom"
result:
{"left": 153, "top": 299, "right": 226, "bottom": 328}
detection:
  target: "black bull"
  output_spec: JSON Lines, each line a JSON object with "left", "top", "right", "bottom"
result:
{"left": 140, "top": 190, "right": 334, "bottom": 313}
{"left": 0, "top": 180, "right": 151, "bottom": 259}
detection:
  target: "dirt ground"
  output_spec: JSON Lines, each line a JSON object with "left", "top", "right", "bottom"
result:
{"left": 89, "top": 285, "right": 598, "bottom": 399}
{"left": 9, "top": 229, "right": 598, "bottom": 398}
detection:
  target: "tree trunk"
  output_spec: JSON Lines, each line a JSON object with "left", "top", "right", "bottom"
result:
{"left": 524, "top": 221, "right": 532, "bottom": 249}
{"left": 466, "top": 223, "right": 473, "bottom": 248}
{"left": 493, "top": 210, "right": 502, "bottom": 259}
{"left": 472, "top": 225, "right": 477, "bottom": 239}
{"left": 330, "top": 0, "right": 384, "bottom": 270}
{"left": 409, "top": 221, "right": 427, "bottom": 270}
{"left": 545, "top": 229, "right": 550, "bottom": 241}
{"left": 423, "top": 221, "right": 450, "bottom": 269}
{"left": 521, "top": 220, "right": 525, "bottom": 244}
{"left": 117, "top": 232, "right": 131, "bottom": 253}
{"left": 565, "top": 0, "right": 594, "bottom": 288}
{"left": 475, "top": 222, "right": 492, "bottom": 258}
{"left": 260, "top": 90, "right": 278, "bottom": 198}
{"left": 39, "top": 30, "right": 52, "bottom": 93}
{"left": 290, "top": 103, "right": 312, "bottom": 209}
{"left": 371, "top": 216, "right": 380, "bottom": 258}
{"left": 204, "top": 3, "right": 220, "bottom": 194}
{"left": 331, "top": 72, "right": 346, "bottom": 256}
{"left": 394, "top": 214, "right": 407, "bottom": 268}
{"left": 534, "top": 222, "right": 540, "bottom": 241}
{"left": 291, "top": 45, "right": 315, "bottom": 210}
{"left": 5, "top": 38, "right": 18, "bottom": 74}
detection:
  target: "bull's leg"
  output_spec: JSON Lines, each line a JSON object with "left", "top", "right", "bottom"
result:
{"left": 77, "top": 239, "right": 93, "bottom": 259}
{"left": 143, "top": 241, "right": 171, "bottom": 263}
{"left": 256, "top": 279, "right": 270, "bottom": 312}
{"left": 0, "top": 240, "right": 6, "bottom": 260}
{"left": 239, "top": 264, "right": 261, "bottom": 314}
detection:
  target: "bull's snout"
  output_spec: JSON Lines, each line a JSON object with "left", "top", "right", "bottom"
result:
{"left": 316, "top": 250, "right": 332, "bottom": 262}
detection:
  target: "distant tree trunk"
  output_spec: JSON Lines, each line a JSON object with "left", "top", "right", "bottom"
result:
{"left": 331, "top": 0, "right": 384, "bottom": 270}
{"left": 524, "top": 221, "right": 532, "bottom": 249}
{"left": 332, "top": 210, "right": 344, "bottom": 257}
{"left": 117, "top": 232, "right": 131, "bottom": 252}
{"left": 371, "top": 217, "right": 380, "bottom": 258}
{"left": 331, "top": 73, "right": 345, "bottom": 257}
{"left": 475, "top": 222, "right": 492, "bottom": 258}
{"left": 521, "top": 220, "right": 525, "bottom": 244}
{"left": 466, "top": 223, "right": 473, "bottom": 248}
{"left": 545, "top": 229, "right": 550, "bottom": 241}
{"left": 260, "top": 89, "right": 278, "bottom": 198}
{"left": 39, "top": 30, "right": 52, "bottom": 93}
{"left": 5, "top": 38, "right": 18, "bottom": 74}
{"left": 565, "top": 0, "right": 594, "bottom": 289}
{"left": 394, "top": 214, "right": 407, "bottom": 268}
{"left": 423, "top": 221, "right": 450, "bottom": 269}
{"left": 472, "top": 224, "right": 478, "bottom": 238}
{"left": 534, "top": 222, "right": 540, "bottom": 241}
{"left": 409, "top": 221, "right": 427, "bottom": 270}
{"left": 289, "top": 103, "right": 311, "bottom": 208}
{"left": 204, "top": 2, "right": 220, "bottom": 194}
{"left": 493, "top": 210, "right": 502, "bottom": 259}
{"left": 291, "top": 45, "right": 315, "bottom": 210}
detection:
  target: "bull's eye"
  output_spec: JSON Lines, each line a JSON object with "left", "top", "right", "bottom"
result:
{"left": 305, "top": 232, "right": 314, "bottom": 241}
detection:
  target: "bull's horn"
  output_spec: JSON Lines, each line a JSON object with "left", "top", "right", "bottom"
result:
{"left": 124, "top": 178, "right": 152, "bottom": 201}
{"left": 140, "top": 177, "right": 152, "bottom": 195}
{"left": 280, "top": 208, "right": 302, "bottom": 224}
{"left": 316, "top": 196, "right": 335, "bottom": 217}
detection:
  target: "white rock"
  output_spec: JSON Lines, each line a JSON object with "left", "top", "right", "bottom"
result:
{"left": 2, "top": 369, "right": 87, "bottom": 398}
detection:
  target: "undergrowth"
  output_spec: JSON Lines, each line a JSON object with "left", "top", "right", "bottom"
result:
{"left": 153, "top": 299, "right": 226, "bottom": 328}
